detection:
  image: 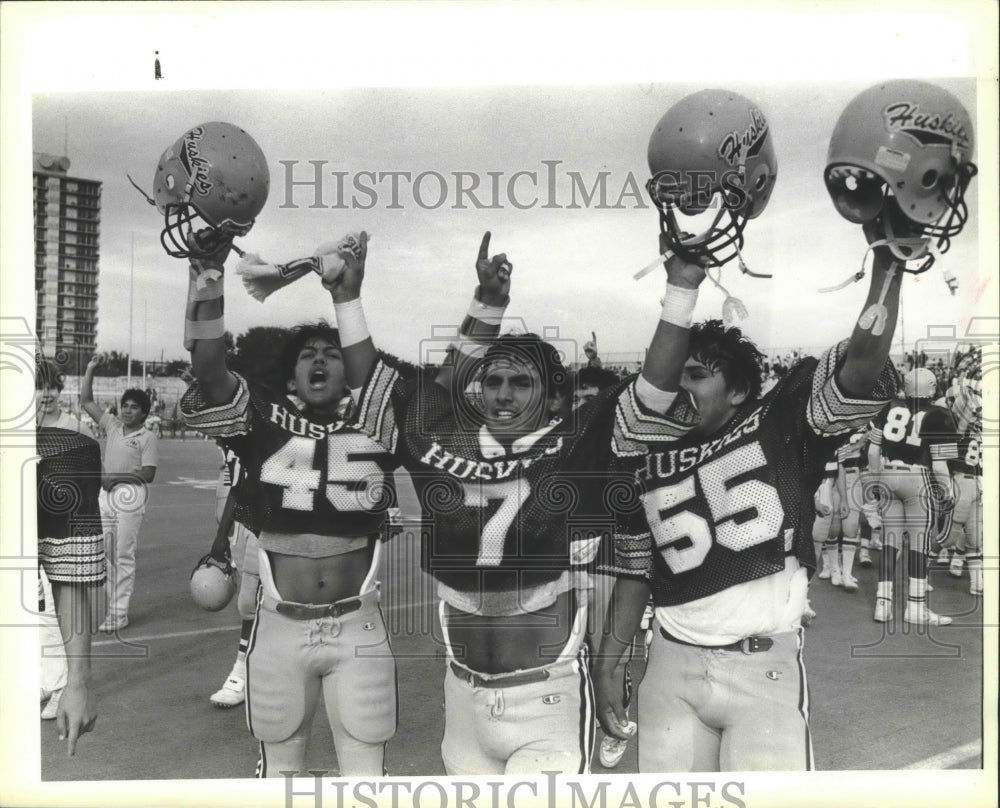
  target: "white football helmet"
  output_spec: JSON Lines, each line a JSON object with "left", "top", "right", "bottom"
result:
{"left": 189, "top": 553, "right": 237, "bottom": 611}
{"left": 153, "top": 122, "right": 270, "bottom": 259}
{"left": 825, "top": 80, "right": 976, "bottom": 271}
{"left": 903, "top": 367, "right": 937, "bottom": 399}
{"left": 646, "top": 89, "right": 777, "bottom": 269}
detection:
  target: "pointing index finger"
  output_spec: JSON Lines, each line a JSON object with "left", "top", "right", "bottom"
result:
{"left": 478, "top": 231, "right": 491, "bottom": 263}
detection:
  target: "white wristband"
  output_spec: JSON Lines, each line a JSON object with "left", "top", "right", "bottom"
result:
{"left": 467, "top": 298, "right": 507, "bottom": 326}
{"left": 635, "top": 374, "right": 678, "bottom": 414}
{"left": 660, "top": 284, "right": 698, "bottom": 328}
{"left": 334, "top": 298, "right": 371, "bottom": 348}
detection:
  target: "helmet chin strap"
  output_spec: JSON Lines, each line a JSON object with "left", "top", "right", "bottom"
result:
{"left": 819, "top": 230, "right": 939, "bottom": 295}
{"left": 856, "top": 261, "right": 898, "bottom": 336}
{"left": 881, "top": 210, "right": 939, "bottom": 268}
{"left": 126, "top": 174, "right": 157, "bottom": 207}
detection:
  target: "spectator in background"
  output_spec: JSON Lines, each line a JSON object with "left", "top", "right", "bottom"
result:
{"left": 81, "top": 355, "right": 158, "bottom": 632}
{"left": 583, "top": 331, "right": 603, "bottom": 369}
{"left": 574, "top": 366, "right": 620, "bottom": 410}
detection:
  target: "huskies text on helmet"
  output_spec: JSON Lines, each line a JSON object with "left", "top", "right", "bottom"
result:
{"left": 825, "top": 80, "right": 977, "bottom": 270}
{"left": 646, "top": 89, "right": 777, "bottom": 268}
{"left": 153, "top": 122, "right": 270, "bottom": 259}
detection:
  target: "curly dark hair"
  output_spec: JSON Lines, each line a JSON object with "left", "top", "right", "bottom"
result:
{"left": 483, "top": 333, "right": 570, "bottom": 400}
{"left": 688, "top": 319, "right": 765, "bottom": 401}
{"left": 121, "top": 388, "right": 152, "bottom": 417}
{"left": 279, "top": 321, "right": 343, "bottom": 381}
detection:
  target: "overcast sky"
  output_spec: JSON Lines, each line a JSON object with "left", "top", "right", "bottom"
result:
{"left": 1, "top": 4, "right": 997, "bottom": 807}
{"left": 9, "top": 7, "right": 994, "bottom": 369}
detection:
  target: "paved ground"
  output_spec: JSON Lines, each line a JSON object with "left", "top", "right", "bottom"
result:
{"left": 35, "top": 438, "right": 987, "bottom": 781}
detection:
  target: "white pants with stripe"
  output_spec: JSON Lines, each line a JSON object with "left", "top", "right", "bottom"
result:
{"left": 442, "top": 646, "right": 595, "bottom": 775}
{"left": 638, "top": 627, "right": 812, "bottom": 772}
{"left": 439, "top": 601, "right": 595, "bottom": 775}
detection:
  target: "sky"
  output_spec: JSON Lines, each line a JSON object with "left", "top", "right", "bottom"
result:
{"left": 9, "top": 9, "right": 996, "bottom": 371}
{"left": 2, "top": 4, "right": 998, "bottom": 808}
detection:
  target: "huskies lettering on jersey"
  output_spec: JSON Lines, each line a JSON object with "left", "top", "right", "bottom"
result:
{"left": 638, "top": 407, "right": 762, "bottom": 483}
{"left": 418, "top": 439, "right": 564, "bottom": 482}
{"left": 269, "top": 402, "right": 348, "bottom": 439}
{"left": 883, "top": 102, "right": 971, "bottom": 151}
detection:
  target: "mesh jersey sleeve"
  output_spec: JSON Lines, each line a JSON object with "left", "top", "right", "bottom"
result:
{"left": 806, "top": 339, "right": 901, "bottom": 438}
{"left": 180, "top": 373, "right": 253, "bottom": 438}
{"left": 36, "top": 428, "right": 106, "bottom": 586}
{"left": 352, "top": 359, "right": 406, "bottom": 455}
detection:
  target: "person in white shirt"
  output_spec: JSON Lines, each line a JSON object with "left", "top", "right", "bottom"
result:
{"left": 81, "top": 355, "right": 158, "bottom": 631}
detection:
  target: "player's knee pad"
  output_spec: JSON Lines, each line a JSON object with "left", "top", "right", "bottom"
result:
{"left": 328, "top": 611, "right": 398, "bottom": 745}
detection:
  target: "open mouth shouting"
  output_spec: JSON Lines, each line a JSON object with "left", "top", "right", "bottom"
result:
{"left": 309, "top": 367, "right": 329, "bottom": 390}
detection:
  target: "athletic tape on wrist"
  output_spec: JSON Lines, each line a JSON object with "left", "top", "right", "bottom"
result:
{"left": 660, "top": 284, "right": 699, "bottom": 328}
{"left": 334, "top": 298, "right": 371, "bottom": 348}
{"left": 635, "top": 374, "right": 678, "bottom": 413}
{"left": 185, "top": 318, "right": 226, "bottom": 342}
{"left": 188, "top": 276, "right": 223, "bottom": 302}
{"left": 467, "top": 298, "right": 507, "bottom": 326}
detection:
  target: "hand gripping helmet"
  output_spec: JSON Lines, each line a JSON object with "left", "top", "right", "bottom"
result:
{"left": 646, "top": 90, "right": 778, "bottom": 268}
{"left": 189, "top": 553, "right": 237, "bottom": 611}
{"left": 903, "top": 367, "right": 937, "bottom": 399}
{"left": 825, "top": 81, "right": 977, "bottom": 269}
{"left": 153, "top": 122, "right": 270, "bottom": 259}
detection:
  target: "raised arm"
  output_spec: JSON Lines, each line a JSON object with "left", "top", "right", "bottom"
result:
{"left": 79, "top": 356, "right": 104, "bottom": 424}
{"left": 836, "top": 219, "right": 905, "bottom": 397}
{"left": 325, "top": 232, "right": 378, "bottom": 393}
{"left": 184, "top": 231, "right": 239, "bottom": 405}
{"left": 637, "top": 234, "right": 708, "bottom": 408}
{"left": 435, "top": 231, "right": 511, "bottom": 393}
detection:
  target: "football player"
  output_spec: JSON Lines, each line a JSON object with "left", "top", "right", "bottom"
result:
{"left": 593, "top": 80, "right": 975, "bottom": 773}
{"left": 831, "top": 427, "right": 870, "bottom": 589}
{"left": 337, "top": 232, "right": 623, "bottom": 776}
{"left": 944, "top": 352, "right": 983, "bottom": 595}
{"left": 868, "top": 367, "right": 959, "bottom": 625}
{"left": 813, "top": 453, "right": 843, "bottom": 582}
{"left": 163, "top": 122, "right": 397, "bottom": 778}
{"left": 207, "top": 440, "right": 264, "bottom": 709}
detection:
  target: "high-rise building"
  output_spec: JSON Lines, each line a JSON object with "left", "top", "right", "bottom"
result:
{"left": 34, "top": 152, "right": 101, "bottom": 360}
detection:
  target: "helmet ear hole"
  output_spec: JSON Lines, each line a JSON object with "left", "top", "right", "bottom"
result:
{"left": 828, "top": 171, "right": 884, "bottom": 224}
{"left": 921, "top": 169, "right": 939, "bottom": 189}
{"left": 165, "top": 174, "right": 175, "bottom": 191}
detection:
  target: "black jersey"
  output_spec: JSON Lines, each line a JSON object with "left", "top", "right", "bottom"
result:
{"left": 352, "top": 360, "right": 625, "bottom": 593}
{"left": 951, "top": 421, "right": 982, "bottom": 477}
{"left": 182, "top": 376, "right": 395, "bottom": 539}
{"left": 216, "top": 437, "right": 265, "bottom": 535}
{"left": 605, "top": 341, "right": 899, "bottom": 608}
{"left": 36, "top": 428, "right": 106, "bottom": 586}
{"left": 869, "top": 398, "right": 958, "bottom": 467}
{"left": 36, "top": 428, "right": 104, "bottom": 542}
{"left": 836, "top": 430, "right": 866, "bottom": 471}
